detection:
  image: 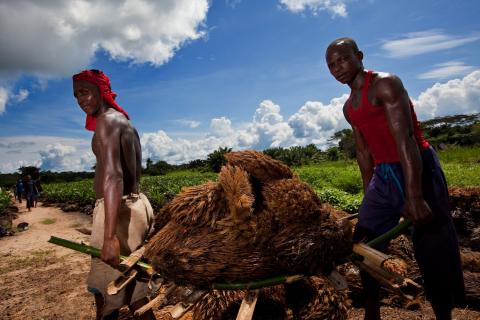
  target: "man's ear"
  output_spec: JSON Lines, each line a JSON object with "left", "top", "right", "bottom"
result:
{"left": 356, "top": 50, "right": 364, "bottom": 61}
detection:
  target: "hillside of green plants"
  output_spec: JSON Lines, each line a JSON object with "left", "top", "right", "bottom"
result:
{"left": 40, "top": 145, "right": 479, "bottom": 214}
{"left": 42, "top": 171, "right": 217, "bottom": 213}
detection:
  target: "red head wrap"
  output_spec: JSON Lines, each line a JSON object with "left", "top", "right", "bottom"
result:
{"left": 72, "top": 69, "right": 130, "bottom": 131}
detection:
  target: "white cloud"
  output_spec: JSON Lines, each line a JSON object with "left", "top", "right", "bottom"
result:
{"left": 175, "top": 119, "right": 201, "bottom": 128}
{"left": 418, "top": 61, "right": 476, "bottom": 80}
{"left": 0, "top": 0, "right": 209, "bottom": 76}
{"left": 413, "top": 70, "right": 480, "bottom": 120}
{"left": 0, "top": 87, "right": 29, "bottom": 114}
{"left": 39, "top": 143, "right": 77, "bottom": 171}
{"left": 246, "top": 100, "right": 295, "bottom": 149}
{"left": 0, "top": 136, "right": 93, "bottom": 173}
{"left": 288, "top": 95, "right": 348, "bottom": 141}
{"left": 209, "top": 117, "right": 235, "bottom": 137}
{"left": 13, "top": 89, "right": 29, "bottom": 103}
{"left": 0, "top": 0, "right": 209, "bottom": 114}
{"left": 382, "top": 30, "right": 480, "bottom": 58}
{"left": 140, "top": 97, "right": 350, "bottom": 164}
{"left": 141, "top": 130, "right": 226, "bottom": 164}
{"left": 279, "top": 0, "right": 348, "bottom": 18}
{"left": 0, "top": 87, "right": 8, "bottom": 114}
{"left": 225, "top": 0, "right": 243, "bottom": 8}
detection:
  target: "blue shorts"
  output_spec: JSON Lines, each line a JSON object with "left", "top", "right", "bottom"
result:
{"left": 355, "top": 147, "right": 465, "bottom": 307}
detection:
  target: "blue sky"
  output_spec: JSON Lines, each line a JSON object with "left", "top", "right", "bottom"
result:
{"left": 0, "top": 0, "right": 479, "bottom": 173}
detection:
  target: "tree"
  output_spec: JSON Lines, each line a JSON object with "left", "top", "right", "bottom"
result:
{"left": 207, "top": 147, "right": 231, "bottom": 172}
{"left": 146, "top": 158, "right": 153, "bottom": 171}
{"left": 18, "top": 166, "right": 40, "bottom": 179}
{"left": 326, "top": 147, "right": 339, "bottom": 161}
{"left": 331, "top": 129, "right": 356, "bottom": 159}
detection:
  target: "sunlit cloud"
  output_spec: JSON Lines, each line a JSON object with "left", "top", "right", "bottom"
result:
{"left": 279, "top": 0, "right": 348, "bottom": 18}
{"left": 418, "top": 61, "right": 476, "bottom": 80}
{"left": 382, "top": 30, "right": 480, "bottom": 58}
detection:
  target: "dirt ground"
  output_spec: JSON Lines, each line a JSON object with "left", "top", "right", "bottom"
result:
{"left": 1, "top": 201, "right": 479, "bottom": 320}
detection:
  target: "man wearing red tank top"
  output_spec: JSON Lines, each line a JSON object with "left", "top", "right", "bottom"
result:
{"left": 325, "top": 38, "right": 464, "bottom": 320}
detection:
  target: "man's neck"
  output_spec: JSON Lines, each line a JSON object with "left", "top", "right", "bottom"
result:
{"left": 348, "top": 69, "right": 367, "bottom": 91}
{"left": 93, "top": 102, "right": 110, "bottom": 118}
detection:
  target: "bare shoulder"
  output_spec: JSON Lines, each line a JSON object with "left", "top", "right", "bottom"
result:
{"left": 96, "top": 109, "right": 131, "bottom": 134}
{"left": 371, "top": 71, "right": 407, "bottom": 102}
{"left": 372, "top": 72, "right": 404, "bottom": 89}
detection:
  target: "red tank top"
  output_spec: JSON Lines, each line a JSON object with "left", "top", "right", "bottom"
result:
{"left": 347, "top": 71, "right": 429, "bottom": 164}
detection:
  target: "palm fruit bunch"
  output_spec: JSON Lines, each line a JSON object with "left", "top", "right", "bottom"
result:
{"left": 191, "top": 276, "right": 349, "bottom": 320}
{"left": 144, "top": 150, "right": 353, "bottom": 287}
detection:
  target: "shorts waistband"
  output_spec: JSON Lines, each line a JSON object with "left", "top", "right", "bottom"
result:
{"left": 95, "top": 193, "right": 142, "bottom": 206}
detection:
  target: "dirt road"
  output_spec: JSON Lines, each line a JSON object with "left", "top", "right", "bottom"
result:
{"left": 1, "top": 202, "right": 479, "bottom": 320}
{"left": 0, "top": 202, "right": 94, "bottom": 319}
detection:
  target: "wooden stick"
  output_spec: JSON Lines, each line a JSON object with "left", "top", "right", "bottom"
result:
{"left": 107, "top": 246, "right": 145, "bottom": 295}
{"left": 235, "top": 290, "right": 259, "bottom": 320}
{"left": 133, "top": 283, "right": 176, "bottom": 317}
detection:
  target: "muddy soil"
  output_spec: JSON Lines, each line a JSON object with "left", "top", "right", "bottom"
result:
{"left": 1, "top": 199, "right": 480, "bottom": 319}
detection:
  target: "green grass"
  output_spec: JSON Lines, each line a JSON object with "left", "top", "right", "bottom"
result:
{"left": 437, "top": 146, "right": 480, "bottom": 186}
{"left": 442, "top": 163, "right": 480, "bottom": 187}
{"left": 436, "top": 145, "right": 480, "bottom": 163}
{"left": 294, "top": 162, "right": 363, "bottom": 213}
{"left": 41, "top": 218, "right": 56, "bottom": 225}
{"left": 294, "top": 161, "right": 362, "bottom": 194}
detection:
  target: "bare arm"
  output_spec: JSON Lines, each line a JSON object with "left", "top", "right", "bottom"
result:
{"left": 96, "top": 114, "right": 124, "bottom": 267}
{"left": 344, "top": 106, "right": 374, "bottom": 192}
{"left": 376, "top": 75, "right": 432, "bottom": 226}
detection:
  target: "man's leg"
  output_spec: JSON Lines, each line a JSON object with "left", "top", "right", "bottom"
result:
{"left": 414, "top": 147, "right": 465, "bottom": 320}
{"left": 94, "top": 293, "right": 119, "bottom": 320}
{"left": 26, "top": 195, "right": 31, "bottom": 211}
{"left": 413, "top": 222, "right": 460, "bottom": 320}
{"left": 359, "top": 271, "right": 381, "bottom": 320}
{"left": 431, "top": 303, "right": 452, "bottom": 320}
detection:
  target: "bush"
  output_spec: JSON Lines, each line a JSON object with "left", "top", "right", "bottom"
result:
{"left": 0, "top": 188, "right": 12, "bottom": 214}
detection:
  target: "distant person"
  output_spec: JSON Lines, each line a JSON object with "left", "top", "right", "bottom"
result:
{"left": 32, "top": 178, "right": 42, "bottom": 208}
{"left": 15, "top": 178, "right": 24, "bottom": 203}
{"left": 72, "top": 69, "right": 155, "bottom": 320}
{"left": 23, "top": 175, "right": 37, "bottom": 212}
{"left": 325, "top": 38, "right": 464, "bottom": 320}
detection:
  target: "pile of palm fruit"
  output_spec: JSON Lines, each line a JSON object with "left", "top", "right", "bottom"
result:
{"left": 145, "top": 150, "right": 353, "bottom": 318}
{"left": 146, "top": 151, "right": 480, "bottom": 318}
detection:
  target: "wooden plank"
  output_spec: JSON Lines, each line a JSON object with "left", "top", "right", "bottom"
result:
{"left": 235, "top": 290, "right": 259, "bottom": 320}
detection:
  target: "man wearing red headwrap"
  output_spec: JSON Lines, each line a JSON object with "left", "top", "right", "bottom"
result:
{"left": 73, "top": 70, "right": 155, "bottom": 320}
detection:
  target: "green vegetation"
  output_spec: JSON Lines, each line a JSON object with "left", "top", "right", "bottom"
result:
{"left": 42, "top": 170, "right": 217, "bottom": 212}
{"left": 421, "top": 113, "right": 480, "bottom": 146}
{"left": 40, "top": 145, "right": 479, "bottom": 215}
{"left": 141, "top": 171, "right": 217, "bottom": 210}
{"left": 0, "top": 188, "right": 12, "bottom": 214}
{"left": 42, "top": 180, "right": 95, "bottom": 206}
{"left": 437, "top": 146, "right": 480, "bottom": 187}
{"left": 294, "top": 162, "right": 363, "bottom": 213}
